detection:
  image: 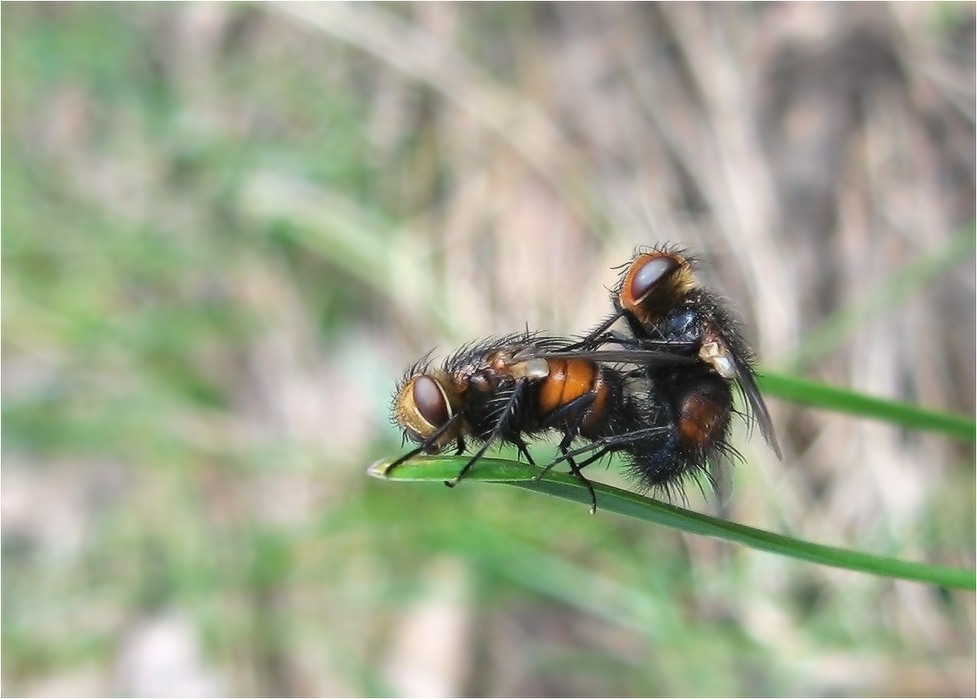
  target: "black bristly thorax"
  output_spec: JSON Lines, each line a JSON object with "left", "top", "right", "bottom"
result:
{"left": 463, "top": 367, "right": 525, "bottom": 443}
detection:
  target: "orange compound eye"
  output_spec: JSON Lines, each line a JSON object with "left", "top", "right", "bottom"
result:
{"left": 627, "top": 254, "right": 681, "bottom": 305}
{"left": 412, "top": 374, "right": 450, "bottom": 428}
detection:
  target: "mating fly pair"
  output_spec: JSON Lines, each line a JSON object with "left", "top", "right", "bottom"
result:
{"left": 389, "top": 245, "right": 781, "bottom": 512}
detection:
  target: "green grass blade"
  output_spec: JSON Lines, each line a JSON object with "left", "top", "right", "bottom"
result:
{"left": 369, "top": 456, "right": 976, "bottom": 591}
{"left": 759, "top": 371, "right": 976, "bottom": 442}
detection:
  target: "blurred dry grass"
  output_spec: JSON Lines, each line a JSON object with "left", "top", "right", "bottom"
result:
{"left": 3, "top": 3, "right": 974, "bottom": 697}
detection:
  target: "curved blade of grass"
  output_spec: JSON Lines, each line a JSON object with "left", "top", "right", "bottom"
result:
{"left": 369, "top": 456, "right": 975, "bottom": 591}
{"left": 758, "top": 371, "right": 975, "bottom": 442}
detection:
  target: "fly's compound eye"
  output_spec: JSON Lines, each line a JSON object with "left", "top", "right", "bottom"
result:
{"left": 628, "top": 254, "right": 682, "bottom": 304}
{"left": 411, "top": 374, "right": 450, "bottom": 430}
{"left": 393, "top": 373, "right": 458, "bottom": 451}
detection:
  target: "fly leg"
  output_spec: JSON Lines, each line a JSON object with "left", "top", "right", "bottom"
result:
{"left": 540, "top": 425, "right": 671, "bottom": 472}
{"left": 530, "top": 391, "right": 596, "bottom": 484}
{"left": 453, "top": 435, "right": 467, "bottom": 456}
{"left": 530, "top": 418, "right": 601, "bottom": 514}
{"left": 563, "top": 324, "right": 697, "bottom": 354}
{"left": 526, "top": 393, "right": 601, "bottom": 513}
{"left": 531, "top": 391, "right": 597, "bottom": 483}
{"left": 512, "top": 435, "right": 536, "bottom": 466}
{"left": 558, "top": 429, "right": 599, "bottom": 514}
{"left": 387, "top": 412, "right": 466, "bottom": 473}
{"left": 566, "top": 312, "right": 623, "bottom": 349}
{"left": 444, "top": 380, "right": 526, "bottom": 488}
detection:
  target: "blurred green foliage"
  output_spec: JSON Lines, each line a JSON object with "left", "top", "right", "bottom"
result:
{"left": 3, "top": 3, "right": 974, "bottom": 697}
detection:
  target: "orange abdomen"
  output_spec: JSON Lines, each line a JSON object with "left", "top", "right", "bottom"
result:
{"left": 537, "top": 359, "right": 608, "bottom": 431}
{"left": 676, "top": 379, "right": 731, "bottom": 451}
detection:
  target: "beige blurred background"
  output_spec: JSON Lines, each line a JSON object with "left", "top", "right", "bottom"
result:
{"left": 3, "top": 3, "right": 974, "bottom": 696}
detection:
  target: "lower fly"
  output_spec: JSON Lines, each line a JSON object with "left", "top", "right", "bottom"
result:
{"left": 389, "top": 332, "right": 733, "bottom": 512}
